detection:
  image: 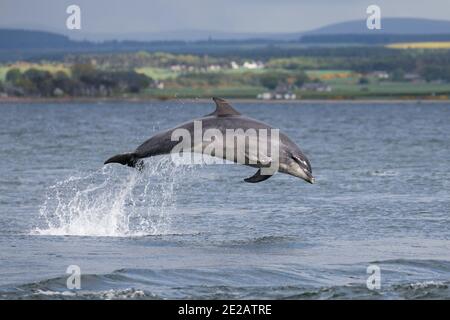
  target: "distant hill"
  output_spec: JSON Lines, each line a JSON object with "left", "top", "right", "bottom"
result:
{"left": 0, "top": 29, "right": 283, "bottom": 61}
{"left": 297, "top": 18, "right": 450, "bottom": 44}
{"left": 65, "top": 30, "right": 285, "bottom": 42}
{"left": 0, "top": 29, "right": 75, "bottom": 49}
{"left": 3, "top": 17, "right": 450, "bottom": 43}
{"left": 1, "top": 17, "right": 450, "bottom": 61}
{"left": 306, "top": 18, "right": 450, "bottom": 35}
{"left": 299, "top": 33, "right": 450, "bottom": 44}
{"left": 64, "top": 18, "right": 450, "bottom": 41}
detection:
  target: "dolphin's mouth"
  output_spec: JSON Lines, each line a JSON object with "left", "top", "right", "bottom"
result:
{"left": 291, "top": 154, "right": 314, "bottom": 184}
{"left": 303, "top": 171, "right": 315, "bottom": 184}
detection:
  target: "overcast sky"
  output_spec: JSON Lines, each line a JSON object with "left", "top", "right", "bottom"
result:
{"left": 1, "top": 0, "right": 449, "bottom": 36}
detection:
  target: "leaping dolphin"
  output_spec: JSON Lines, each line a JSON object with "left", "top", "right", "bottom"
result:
{"left": 104, "top": 97, "right": 314, "bottom": 184}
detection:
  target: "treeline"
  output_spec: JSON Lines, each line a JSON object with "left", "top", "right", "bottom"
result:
{"left": 1, "top": 64, "right": 152, "bottom": 97}
{"left": 170, "top": 70, "right": 308, "bottom": 89}
{"left": 67, "top": 48, "right": 450, "bottom": 79}
{"left": 299, "top": 34, "right": 450, "bottom": 44}
{"left": 2, "top": 47, "right": 450, "bottom": 98}
{"left": 265, "top": 48, "right": 450, "bottom": 81}
{"left": 65, "top": 51, "right": 229, "bottom": 69}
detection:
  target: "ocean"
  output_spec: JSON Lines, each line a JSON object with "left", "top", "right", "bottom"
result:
{"left": 0, "top": 100, "right": 449, "bottom": 299}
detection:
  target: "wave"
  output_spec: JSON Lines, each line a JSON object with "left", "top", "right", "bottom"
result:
{"left": 3, "top": 276, "right": 448, "bottom": 300}
{"left": 368, "top": 170, "right": 399, "bottom": 177}
{"left": 1, "top": 287, "right": 155, "bottom": 300}
{"left": 219, "top": 235, "right": 297, "bottom": 247}
{"left": 3, "top": 260, "right": 450, "bottom": 299}
{"left": 370, "top": 258, "right": 450, "bottom": 273}
{"left": 33, "top": 158, "right": 191, "bottom": 237}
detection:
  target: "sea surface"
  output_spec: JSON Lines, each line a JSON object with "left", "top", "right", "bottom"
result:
{"left": 0, "top": 100, "right": 449, "bottom": 299}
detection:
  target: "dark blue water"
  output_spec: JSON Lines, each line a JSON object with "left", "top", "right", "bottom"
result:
{"left": 0, "top": 101, "right": 449, "bottom": 299}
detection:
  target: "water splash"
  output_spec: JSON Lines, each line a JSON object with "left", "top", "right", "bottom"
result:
{"left": 35, "top": 157, "right": 189, "bottom": 237}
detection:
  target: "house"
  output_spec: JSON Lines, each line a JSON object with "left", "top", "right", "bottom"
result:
{"left": 257, "top": 92, "right": 273, "bottom": 100}
{"left": 301, "top": 83, "right": 332, "bottom": 92}
{"left": 242, "top": 61, "right": 264, "bottom": 70}
{"left": 275, "top": 91, "right": 296, "bottom": 100}
{"left": 150, "top": 80, "right": 165, "bottom": 90}
{"left": 257, "top": 84, "right": 296, "bottom": 100}
{"left": 369, "top": 71, "right": 389, "bottom": 79}
{"left": 170, "top": 65, "right": 185, "bottom": 71}
{"left": 230, "top": 61, "right": 239, "bottom": 69}
{"left": 207, "top": 65, "right": 221, "bottom": 71}
{"left": 403, "top": 73, "right": 423, "bottom": 82}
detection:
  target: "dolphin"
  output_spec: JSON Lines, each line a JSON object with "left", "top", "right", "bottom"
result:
{"left": 104, "top": 97, "right": 314, "bottom": 184}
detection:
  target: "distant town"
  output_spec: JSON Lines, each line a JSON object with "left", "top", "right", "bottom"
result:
{"left": 1, "top": 28, "right": 450, "bottom": 101}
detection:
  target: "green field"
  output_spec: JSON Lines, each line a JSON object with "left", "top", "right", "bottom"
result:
{"left": 143, "top": 86, "right": 266, "bottom": 99}
{"left": 140, "top": 82, "right": 450, "bottom": 100}
{"left": 2, "top": 60, "right": 449, "bottom": 100}
{"left": 135, "top": 67, "right": 179, "bottom": 80}
{"left": 295, "top": 82, "right": 450, "bottom": 99}
{"left": 0, "top": 66, "right": 8, "bottom": 82}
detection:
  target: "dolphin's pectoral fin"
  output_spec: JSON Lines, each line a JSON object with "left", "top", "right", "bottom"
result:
{"left": 244, "top": 169, "right": 273, "bottom": 183}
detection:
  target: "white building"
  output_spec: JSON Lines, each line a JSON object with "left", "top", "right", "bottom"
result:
{"left": 230, "top": 61, "right": 239, "bottom": 69}
{"left": 301, "top": 83, "right": 332, "bottom": 92}
{"left": 243, "top": 61, "right": 264, "bottom": 70}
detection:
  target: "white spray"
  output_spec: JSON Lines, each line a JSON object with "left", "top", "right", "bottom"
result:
{"left": 35, "top": 157, "right": 188, "bottom": 237}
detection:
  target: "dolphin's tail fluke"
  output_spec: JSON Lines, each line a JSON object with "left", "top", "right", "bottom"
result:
{"left": 104, "top": 152, "right": 142, "bottom": 169}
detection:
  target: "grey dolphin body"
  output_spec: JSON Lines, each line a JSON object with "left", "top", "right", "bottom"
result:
{"left": 105, "top": 97, "right": 314, "bottom": 184}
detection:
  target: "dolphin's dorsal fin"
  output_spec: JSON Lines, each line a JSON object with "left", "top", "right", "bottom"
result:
{"left": 207, "top": 97, "right": 241, "bottom": 117}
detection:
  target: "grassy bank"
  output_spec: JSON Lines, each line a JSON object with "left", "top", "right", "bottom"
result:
{"left": 2, "top": 54, "right": 450, "bottom": 100}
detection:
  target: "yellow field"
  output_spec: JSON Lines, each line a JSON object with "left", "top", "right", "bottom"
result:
{"left": 135, "top": 67, "right": 178, "bottom": 80}
{"left": 387, "top": 42, "right": 450, "bottom": 49}
{"left": 306, "top": 70, "right": 356, "bottom": 81}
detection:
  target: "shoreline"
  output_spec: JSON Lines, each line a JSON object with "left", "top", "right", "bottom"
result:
{"left": 1, "top": 96, "right": 449, "bottom": 104}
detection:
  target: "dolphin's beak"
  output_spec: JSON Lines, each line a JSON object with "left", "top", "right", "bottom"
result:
{"left": 304, "top": 172, "right": 315, "bottom": 184}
